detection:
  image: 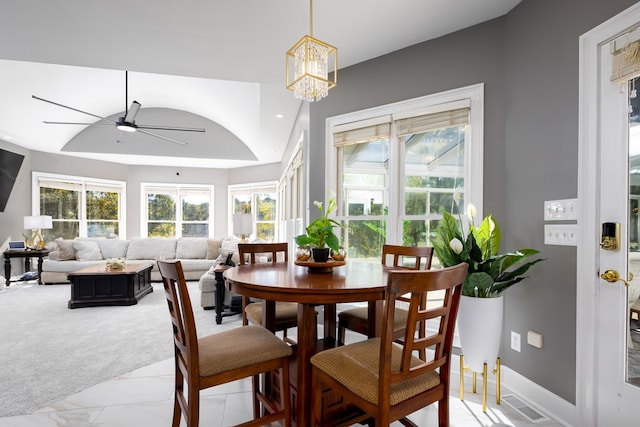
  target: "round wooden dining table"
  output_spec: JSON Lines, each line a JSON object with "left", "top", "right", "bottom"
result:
{"left": 224, "top": 261, "right": 390, "bottom": 427}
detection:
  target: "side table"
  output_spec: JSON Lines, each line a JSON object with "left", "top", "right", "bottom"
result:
{"left": 3, "top": 249, "right": 50, "bottom": 286}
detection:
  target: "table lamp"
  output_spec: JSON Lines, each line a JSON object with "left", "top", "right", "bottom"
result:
{"left": 24, "top": 215, "right": 53, "bottom": 249}
{"left": 233, "top": 213, "right": 253, "bottom": 243}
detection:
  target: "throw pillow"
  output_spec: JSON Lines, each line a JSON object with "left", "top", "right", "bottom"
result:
{"left": 72, "top": 240, "right": 103, "bottom": 261}
{"left": 220, "top": 238, "right": 240, "bottom": 265}
{"left": 55, "top": 238, "right": 76, "bottom": 261}
{"left": 95, "top": 239, "right": 130, "bottom": 259}
{"left": 175, "top": 237, "right": 208, "bottom": 259}
{"left": 206, "top": 239, "right": 222, "bottom": 259}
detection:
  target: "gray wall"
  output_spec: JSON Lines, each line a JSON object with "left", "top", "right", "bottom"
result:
{"left": 0, "top": 147, "right": 281, "bottom": 245}
{"left": 305, "top": 0, "right": 638, "bottom": 403}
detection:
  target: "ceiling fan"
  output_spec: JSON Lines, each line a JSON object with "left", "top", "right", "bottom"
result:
{"left": 32, "top": 71, "right": 205, "bottom": 146}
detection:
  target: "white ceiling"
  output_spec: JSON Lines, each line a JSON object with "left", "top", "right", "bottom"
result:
{"left": 0, "top": 0, "right": 520, "bottom": 168}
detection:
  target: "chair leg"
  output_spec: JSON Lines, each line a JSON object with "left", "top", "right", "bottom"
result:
{"left": 187, "top": 381, "right": 200, "bottom": 427}
{"left": 280, "top": 358, "right": 291, "bottom": 427}
{"left": 242, "top": 296, "right": 250, "bottom": 326}
{"left": 337, "top": 321, "right": 346, "bottom": 346}
{"left": 171, "top": 395, "right": 181, "bottom": 427}
{"left": 438, "top": 395, "right": 450, "bottom": 427}
{"left": 252, "top": 374, "right": 261, "bottom": 418}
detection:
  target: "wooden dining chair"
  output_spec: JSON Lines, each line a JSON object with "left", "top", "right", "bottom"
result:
{"left": 311, "top": 263, "right": 467, "bottom": 426}
{"left": 157, "top": 259, "right": 292, "bottom": 427}
{"left": 238, "top": 242, "right": 299, "bottom": 344}
{"left": 337, "top": 244, "right": 434, "bottom": 347}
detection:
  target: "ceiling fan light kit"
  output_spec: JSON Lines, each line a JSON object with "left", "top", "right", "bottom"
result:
{"left": 286, "top": 0, "right": 337, "bottom": 102}
{"left": 33, "top": 71, "right": 205, "bottom": 146}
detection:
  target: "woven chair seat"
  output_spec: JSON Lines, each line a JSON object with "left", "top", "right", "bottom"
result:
{"left": 311, "top": 338, "right": 440, "bottom": 406}
{"left": 199, "top": 325, "right": 292, "bottom": 377}
{"left": 245, "top": 301, "right": 299, "bottom": 326}
{"left": 338, "top": 306, "right": 408, "bottom": 331}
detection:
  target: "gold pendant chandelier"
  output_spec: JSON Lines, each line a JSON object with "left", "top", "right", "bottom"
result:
{"left": 286, "top": 0, "right": 337, "bottom": 102}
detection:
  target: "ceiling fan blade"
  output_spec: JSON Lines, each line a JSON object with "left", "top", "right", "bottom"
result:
{"left": 32, "top": 95, "right": 113, "bottom": 122}
{"left": 43, "top": 121, "right": 113, "bottom": 126}
{"left": 116, "top": 130, "right": 126, "bottom": 144}
{"left": 137, "top": 129, "right": 188, "bottom": 146}
{"left": 124, "top": 101, "right": 141, "bottom": 123}
{"left": 136, "top": 124, "right": 206, "bottom": 132}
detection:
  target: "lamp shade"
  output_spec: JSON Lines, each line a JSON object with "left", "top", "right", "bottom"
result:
{"left": 233, "top": 213, "right": 253, "bottom": 236}
{"left": 24, "top": 215, "right": 53, "bottom": 230}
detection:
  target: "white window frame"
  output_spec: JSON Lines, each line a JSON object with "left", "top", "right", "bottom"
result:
{"left": 325, "top": 83, "right": 484, "bottom": 244}
{"left": 141, "top": 183, "right": 214, "bottom": 238}
{"left": 278, "top": 137, "right": 305, "bottom": 245}
{"left": 228, "top": 181, "right": 278, "bottom": 240}
{"left": 32, "top": 171, "right": 127, "bottom": 239}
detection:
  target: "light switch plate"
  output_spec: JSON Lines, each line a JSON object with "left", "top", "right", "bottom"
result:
{"left": 544, "top": 198, "right": 578, "bottom": 221}
{"left": 544, "top": 224, "right": 578, "bottom": 246}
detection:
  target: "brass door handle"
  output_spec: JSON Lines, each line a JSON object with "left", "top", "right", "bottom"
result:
{"left": 600, "top": 270, "right": 634, "bottom": 287}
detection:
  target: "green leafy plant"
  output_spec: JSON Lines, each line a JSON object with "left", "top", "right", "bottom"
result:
{"left": 429, "top": 204, "right": 545, "bottom": 298}
{"left": 295, "top": 196, "right": 342, "bottom": 252}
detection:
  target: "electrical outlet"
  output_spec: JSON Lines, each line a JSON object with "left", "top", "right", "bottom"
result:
{"left": 527, "top": 330, "right": 543, "bottom": 349}
{"left": 511, "top": 331, "right": 521, "bottom": 352}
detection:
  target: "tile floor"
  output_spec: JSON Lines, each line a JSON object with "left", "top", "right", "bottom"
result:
{"left": 1, "top": 338, "right": 566, "bottom": 427}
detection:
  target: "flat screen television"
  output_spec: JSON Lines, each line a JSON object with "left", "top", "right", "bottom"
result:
{"left": 0, "top": 147, "right": 25, "bottom": 212}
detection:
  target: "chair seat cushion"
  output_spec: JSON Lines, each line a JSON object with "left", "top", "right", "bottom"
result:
{"left": 245, "top": 301, "right": 299, "bottom": 326}
{"left": 338, "top": 306, "right": 408, "bottom": 331}
{"left": 198, "top": 325, "right": 292, "bottom": 376}
{"left": 310, "top": 338, "right": 440, "bottom": 405}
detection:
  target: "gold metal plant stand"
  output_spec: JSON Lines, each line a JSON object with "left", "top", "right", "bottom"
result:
{"left": 459, "top": 355, "right": 501, "bottom": 412}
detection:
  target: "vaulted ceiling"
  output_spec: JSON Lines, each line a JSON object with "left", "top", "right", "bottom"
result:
{"left": 0, "top": 0, "right": 520, "bottom": 168}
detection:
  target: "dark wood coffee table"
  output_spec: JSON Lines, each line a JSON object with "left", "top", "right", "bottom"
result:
{"left": 67, "top": 263, "right": 153, "bottom": 309}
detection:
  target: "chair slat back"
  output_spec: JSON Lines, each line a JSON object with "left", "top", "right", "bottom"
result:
{"left": 378, "top": 263, "right": 467, "bottom": 392}
{"left": 156, "top": 259, "right": 199, "bottom": 379}
{"left": 381, "top": 244, "right": 434, "bottom": 270}
{"left": 238, "top": 242, "right": 288, "bottom": 265}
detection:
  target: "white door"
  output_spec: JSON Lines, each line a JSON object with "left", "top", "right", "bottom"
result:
{"left": 578, "top": 4, "right": 640, "bottom": 425}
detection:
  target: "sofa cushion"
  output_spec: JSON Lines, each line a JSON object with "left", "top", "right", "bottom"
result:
{"left": 126, "top": 238, "right": 177, "bottom": 260}
{"left": 55, "top": 238, "right": 76, "bottom": 261}
{"left": 176, "top": 238, "right": 208, "bottom": 259}
{"left": 206, "top": 239, "right": 222, "bottom": 259}
{"left": 95, "top": 239, "right": 130, "bottom": 259}
{"left": 72, "top": 240, "right": 103, "bottom": 261}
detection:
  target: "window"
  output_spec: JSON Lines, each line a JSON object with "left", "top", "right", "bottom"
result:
{"left": 327, "top": 84, "right": 484, "bottom": 262}
{"left": 229, "top": 182, "right": 278, "bottom": 241}
{"left": 278, "top": 141, "right": 305, "bottom": 244}
{"left": 142, "top": 184, "right": 213, "bottom": 238}
{"left": 34, "top": 172, "right": 126, "bottom": 240}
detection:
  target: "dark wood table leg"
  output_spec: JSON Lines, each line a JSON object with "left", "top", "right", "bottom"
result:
{"left": 214, "top": 269, "right": 226, "bottom": 324}
{"left": 323, "top": 303, "right": 337, "bottom": 341}
{"left": 36, "top": 254, "right": 45, "bottom": 285}
{"left": 4, "top": 255, "right": 10, "bottom": 286}
{"left": 296, "top": 302, "right": 318, "bottom": 427}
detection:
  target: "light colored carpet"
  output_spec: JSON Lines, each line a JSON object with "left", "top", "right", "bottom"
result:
{"left": 0, "top": 279, "right": 240, "bottom": 417}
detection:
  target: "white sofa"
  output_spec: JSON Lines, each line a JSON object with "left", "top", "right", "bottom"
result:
{"left": 41, "top": 237, "right": 227, "bottom": 284}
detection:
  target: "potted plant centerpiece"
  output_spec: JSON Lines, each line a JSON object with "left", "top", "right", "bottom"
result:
{"left": 295, "top": 195, "right": 341, "bottom": 263}
{"left": 429, "top": 204, "right": 545, "bottom": 373}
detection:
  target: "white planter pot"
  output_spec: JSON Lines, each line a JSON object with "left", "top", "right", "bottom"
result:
{"left": 457, "top": 294, "right": 504, "bottom": 372}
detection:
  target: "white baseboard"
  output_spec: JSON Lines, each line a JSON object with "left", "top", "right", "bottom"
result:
{"left": 450, "top": 354, "right": 576, "bottom": 426}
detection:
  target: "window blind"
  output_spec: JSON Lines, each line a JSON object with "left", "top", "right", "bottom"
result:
{"left": 395, "top": 107, "right": 469, "bottom": 137}
{"left": 333, "top": 122, "right": 390, "bottom": 147}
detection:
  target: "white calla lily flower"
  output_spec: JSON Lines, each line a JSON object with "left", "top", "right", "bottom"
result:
{"left": 449, "top": 238, "right": 463, "bottom": 254}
